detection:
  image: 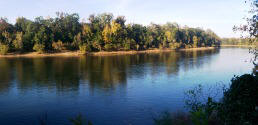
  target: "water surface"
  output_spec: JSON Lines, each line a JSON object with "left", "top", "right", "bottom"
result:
{"left": 0, "top": 48, "right": 254, "bottom": 125}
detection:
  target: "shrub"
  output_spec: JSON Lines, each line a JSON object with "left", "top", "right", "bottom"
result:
{"left": 0, "top": 44, "right": 9, "bottom": 55}
{"left": 184, "top": 44, "right": 192, "bottom": 49}
{"left": 13, "top": 40, "right": 23, "bottom": 51}
{"left": 154, "top": 112, "right": 192, "bottom": 125}
{"left": 124, "top": 43, "right": 131, "bottom": 51}
{"left": 13, "top": 32, "right": 24, "bottom": 51}
{"left": 61, "top": 43, "right": 74, "bottom": 50}
{"left": 79, "top": 43, "right": 91, "bottom": 53}
{"left": 33, "top": 43, "right": 45, "bottom": 53}
{"left": 219, "top": 74, "right": 258, "bottom": 125}
{"left": 92, "top": 41, "right": 102, "bottom": 51}
{"left": 70, "top": 114, "right": 93, "bottom": 125}
{"left": 155, "top": 74, "right": 258, "bottom": 125}
{"left": 169, "top": 43, "right": 181, "bottom": 49}
{"left": 190, "top": 108, "right": 209, "bottom": 125}
{"left": 184, "top": 74, "right": 258, "bottom": 125}
{"left": 104, "top": 44, "right": 113, "bottom": 51}
{"left": 184, "top": 84, "right": 222, "bottom": 125}
{"left": 52, "top": 40, "right": 64, "bottom": 51}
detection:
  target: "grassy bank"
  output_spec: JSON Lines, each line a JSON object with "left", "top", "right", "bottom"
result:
{"left": 0, "top": 47, "right": 216, "bottom": 57}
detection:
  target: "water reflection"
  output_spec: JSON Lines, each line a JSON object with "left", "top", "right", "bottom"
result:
{"left": 0, "top": 49, "right": 219, "bottom": 93}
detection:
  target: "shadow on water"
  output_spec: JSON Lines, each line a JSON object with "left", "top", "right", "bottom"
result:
{"left": 0, "top": 49, "right": 220, "bottom": 93}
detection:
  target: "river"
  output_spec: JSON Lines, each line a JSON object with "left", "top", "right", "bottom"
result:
{"left": 0, "top": 47, "right": 254, "bottom": 125}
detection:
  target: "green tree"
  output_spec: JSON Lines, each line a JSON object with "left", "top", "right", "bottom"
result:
{"left": 0, "top": 12, "right": 222, "bottom": 53}
{"left": 33, "top": 25, "right": 52, "bottom": 51}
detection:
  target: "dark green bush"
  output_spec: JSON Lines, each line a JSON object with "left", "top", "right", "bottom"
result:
{"left": 154, "top": 112, "right": 192, "bottom": 125}
{"left": 70, "top": 114, "right": 93, "bottom": 125}
{"left": 155, "top": 73, "right": 258, "bottom": 125}
{"left": 219, "top": 74, "right": 258, "bottom": 125}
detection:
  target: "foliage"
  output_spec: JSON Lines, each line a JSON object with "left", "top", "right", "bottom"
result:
{"left": 221, "top": 37, "right": 257, "bottom": 45}
{"left": 218, "top": 74, "right": 258, "bottom": 125}
{"left": 156, "top": 73, "right": 258, "bottom": 125}
{"left": 33, "top": 43, "right": 45, "bottom": 53}
{"left": 185, "top": 85, "right": 206, "bottom": 112}
{"left": 70, "top": 114, "right": 93, "bottom": 125}
{"left": 0, "top": 13, "right": 221, "bottom": 54}
{"left": 154, "top": 112, "right": 192, "bottom": 125}
{"left": 1, "top": 31, "right": 13, "bottom": 46}
{"left": 104, "top": 44, "right": 113, "bottom": 51}
{"left": 52, "top": 40, "right": 64, "bottom": 51}
{"left": 79, "top": 43, "right": 91, "bottom": 53}
{"left": 233, "top": 0, "right": 257, "bottom": 38}
{"left": 124, "top": 42, "right": 131, "bottom": 50}
{"left": 233, "top": 0, "right": 257, "bottom": 65}
{"left": 184, "top": 84, "right": 222, "bottom": 125}
{"left": 193, "top": 36, "right": 198, "bottom": 48}
{"left": 190, "top": 108, "right": 209, "bottom": 125}
{"left": 0, "top": 44, "right": 9, "bottom": 55}
{"left": 13, "top": 32, "right": 24, "bottom": 51}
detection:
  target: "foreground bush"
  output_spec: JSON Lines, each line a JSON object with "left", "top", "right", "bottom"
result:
{"left": 154, "top": 112, "right": 192, "bottom": 125}
{"left": 155, "top": 73, "right": 258, "bottom": 125}
{"left": 0, "top": 44, "right": 9, "bottom": 55}
{"left": 38, "top": 113, "right": 93, "bottom": 125}
{"left": 219, "top": 74, "right": 258, "bottom": 125}
{"left": 70, "top": 114, "right": 93, "bottom": 125}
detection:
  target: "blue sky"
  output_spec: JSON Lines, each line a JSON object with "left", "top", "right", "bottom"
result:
{"left": 0, "top": 0, "right": 250, "bottom": 38}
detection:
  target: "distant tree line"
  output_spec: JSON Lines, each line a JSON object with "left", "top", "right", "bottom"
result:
{"left": 0, "top": 13, "right": 221, "bottom": 54}
{"left": 221, "top": 37, "right": 257, "bottom": 46}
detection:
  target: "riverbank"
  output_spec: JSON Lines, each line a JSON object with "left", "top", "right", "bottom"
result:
{"left": 0, "top": 47, "right": 216, "bottom": 57}
{"left": 221, "top": 45, "right": 257, "bottom": 48}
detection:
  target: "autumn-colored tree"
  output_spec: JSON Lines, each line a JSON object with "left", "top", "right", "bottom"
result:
{"left": 13, "top": 32, "right": 24, "bottom": 51}
{"left": 193, "top": 36, "right": 198, "bottom": 48}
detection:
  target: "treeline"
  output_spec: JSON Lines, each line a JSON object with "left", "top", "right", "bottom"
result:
{"left": 0, "top": 12, "right": 221, "bottom": 54}
{"left": 221, "top": 38, "right": 258, "bottom": 46}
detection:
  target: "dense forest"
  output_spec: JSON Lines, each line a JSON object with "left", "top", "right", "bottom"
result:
{"left": 221, "top": 38, "right": 257, "bottom": 46}
{"left": 0, "top": 13, "right": 221, "bottom": 54}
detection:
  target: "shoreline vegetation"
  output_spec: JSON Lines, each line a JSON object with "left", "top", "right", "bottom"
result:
{"left": 155, "top": 73, "right": 258, "bottom": 125}
{"left": 0, "top": 12, "right": 221, "bottom": 56}
{"left": 1, "top": 45, "right": 256, "bottom": 58}
{"left": 0, "top": 47, "right": 217, "bottom": 57}
{"left": 221, "top": 44, "right": 257, "bottom": 47}
{"left": 221, "top": 37, "right": 257, "bottom": 46}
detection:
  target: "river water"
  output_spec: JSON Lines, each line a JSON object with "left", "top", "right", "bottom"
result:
{"left": 0, "top": 47, "right": 254, "bottom": 125}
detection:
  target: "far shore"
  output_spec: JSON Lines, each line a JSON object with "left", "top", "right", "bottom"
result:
{"left": 0, "top": 47, "right": 217, "bottom": 58}
{"left": 221, "top": 45, "right": 257, "bottom": 48}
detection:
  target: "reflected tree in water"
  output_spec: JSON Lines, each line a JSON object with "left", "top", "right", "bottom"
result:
{"left": 0, "top": 49, "right": 219, "bottom": 93}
